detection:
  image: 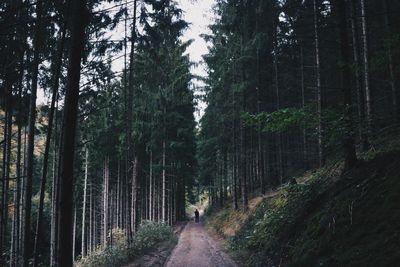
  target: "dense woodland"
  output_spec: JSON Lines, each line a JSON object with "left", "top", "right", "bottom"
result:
{"left": 1, "top": 0, "right": 195, "bottom": 266}
{"left": 0, "top": 0, "right": 399, "bottom": 266}
{"left": 199, "top": 0, "right": 400, "bottom": 209}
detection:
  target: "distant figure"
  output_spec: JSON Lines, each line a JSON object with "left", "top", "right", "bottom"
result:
{"left": 194, "top": 209, "right": 200, "bottom": 223}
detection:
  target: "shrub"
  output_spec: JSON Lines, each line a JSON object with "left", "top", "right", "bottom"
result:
{"left": 75, "top": 221, "right": 174, "bottom": 267}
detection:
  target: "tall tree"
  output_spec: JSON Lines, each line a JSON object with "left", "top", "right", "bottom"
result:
{"left": 336, "top": 0, "right": 357, "bottom": 170}
{"left": 360, "top": 0, "right": 372, "bottom": 143}
{"left": 23, "top": 1, "right": 44, "bottom": 265}
{"left": 33, "top": 22, "right": 66, "bottom": 267}
{"left": 382, "top": 0, "right": 398, "bottom": 121}
{"left": 56, "top": 0, "right": 88, "bottom": 265}
{"left": 81, "top": 148, "right": 89, "bottom": 257}
{"left": 314, "top": 0, "right": 324, "bottom": 167}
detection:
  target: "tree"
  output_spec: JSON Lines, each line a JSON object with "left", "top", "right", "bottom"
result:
{"left": 199, "top": 0, "right": 399, "bottom": 210}
{"left": 23, "top": 1, "right": 44, "bottom": 265}
{"left": 313, "top": 0, "right": 324, "bottom": 167}
{"left": 81, "top": 148, "right": 88, "bottom": 257}
{"left": 336, "top": 0, "right": 357, "bottom": 170}
{"left": 360, "top": 0, "right": 372, "bottom": 144}
{"left": 33, "top": 22, "right": 66, "bottom": 267}
{"left": 382, "top": 0, "right": 398, "bottom": 122}
{"left": 56, "top": 0, "right": 88, "bottom": 264}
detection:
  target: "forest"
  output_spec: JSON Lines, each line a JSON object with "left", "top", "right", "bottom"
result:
{"left": 0, "top": 0, "right": 399, "bottom": 266}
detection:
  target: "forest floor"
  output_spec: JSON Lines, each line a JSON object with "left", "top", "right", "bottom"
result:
{"left": 165, "top": 221, "right": 238, "bottom": 267}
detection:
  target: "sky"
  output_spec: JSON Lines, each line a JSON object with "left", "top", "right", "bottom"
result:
{"left": 37, "top": 0, "right": 216, "bottom": 121}
{"left": 177, "top": 0, "right": 215, "bottom": 120}
{"left": 177, "top": 0, "right": 214, "bottom": 77}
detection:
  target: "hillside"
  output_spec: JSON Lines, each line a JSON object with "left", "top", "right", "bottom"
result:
{"left": 206, "top": 151, "right": 400, "bottom": 267}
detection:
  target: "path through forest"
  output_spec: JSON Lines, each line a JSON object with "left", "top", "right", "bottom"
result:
{"left": 165, "top": 221, "right": 238, "bottom": 267}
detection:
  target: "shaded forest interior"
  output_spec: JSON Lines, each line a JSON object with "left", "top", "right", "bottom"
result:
{"left": 1, "top": 0, "right": 399, "bottom": 266}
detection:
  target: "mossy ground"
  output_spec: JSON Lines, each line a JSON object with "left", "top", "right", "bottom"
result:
{"left": 206, "top": 151, "right": 400, "bottom": 267}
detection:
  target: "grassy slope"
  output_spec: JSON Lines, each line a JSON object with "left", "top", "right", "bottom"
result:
{"left": 206, "top": 151, "right": 400, "bottom": 267}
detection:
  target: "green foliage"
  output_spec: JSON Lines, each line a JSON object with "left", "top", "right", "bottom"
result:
{"left": 242, "top": 106, "right": 362, "bottom": 150}
{"left": 130, "top": 221, "right": 174, "bottom": 252}
{"left": 370, "top": 33, "right": 400, "bottom": 74}
{"left": 241, "top": 107, "right": 317, "bottom": 133}
{"left": 130, "top": 0, "right": 197, "bottom": 213}
{"left": 76, "top": 244, "right": 130, "bottom": 267}
{"left": 198, "top": 0, "right": 280, "bottom": 189}
{"left": 203, "top": 205, "right": 216, "bottom": 218}
{"left": 75, "top": 222, "right": 174, "bottom": 267}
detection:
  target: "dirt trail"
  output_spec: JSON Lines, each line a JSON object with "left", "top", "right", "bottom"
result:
{"left": 165, "top": 221, "right": 238, "bottom": 267}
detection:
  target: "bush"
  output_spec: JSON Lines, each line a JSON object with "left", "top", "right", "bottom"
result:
{"left": 130, "top": 221, "right": 174, "bottom": 253}
{"left": 75, "top": 221, "right": 174, "bottom": 267}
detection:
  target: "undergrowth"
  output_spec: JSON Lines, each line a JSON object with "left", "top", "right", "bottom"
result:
{"left": 207, "top": 150, "right": 400, "bottom": 267}
{"left": 229, "top": 182, "right": 322, "bottom": 266}
{"left": 75, "top": 221, "right": 175, "bottom": 267}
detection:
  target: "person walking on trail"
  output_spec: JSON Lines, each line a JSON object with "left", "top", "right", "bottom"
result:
{"left": 194, "top": 209, "right": 200, "bottom": 223}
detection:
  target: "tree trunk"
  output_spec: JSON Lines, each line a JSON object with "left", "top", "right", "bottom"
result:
{"left": 10, "top": 2, "right": 26, "bottom": 261}
{"left": 162, "top": 138, "right": 167, "bottom": 222}
{"left": 223, "top": 151, "right": 228, "bottom": 201}
{"left": 125, "top": 0, "right": 138, "bottom": 242}
{"left": 50, "top": 99, "right": 60, "bottom": 267}
{"left": 149, "top": 150, "right": 153, "bottom": 221}
{"left": 116, "top": 160, "right": 120, "bottom": 228}
{"left": 1, "top": 80, "right": 12, "bottom": 262}
{"left": 93, "top": 203, "right": 97, "bottom": 252}
{"left": 382, "top": 0, "right": 398, "bottom": 122}
{"left": 10, "top": 75, "right": 24, "bottom": 267}
{"left": 240, "top": 124, "right": 248, "bottom": 211}
{"left": 131, "top": 156, "right": 138, "bottom": 232}
{"left": 232, "top": 80, "right": 239, "bottom": 210}
{"left": 337, "top": 0, "right": 358, "bottom": 170}
{"left": 110, "top": 188, "right": 114, "bottom": 247}
{"left": 360, "top": 0, "right": 372, "bottom": 143}
{"left": 233, "top": 151, "right": 238, "bottom": 210}
{"left": 72, "top": 206, "right": 77, "bottom": 262}
{"left": 273, "top": 19, "right": 284, "bottom": 183}
{"left": 23, "top": 1, "right": 44, "bottom": 265}
{"left": 349, "top": 0, "right": 367, "bottom": 148}
{"left": 125, "top": 159, "right": 131, "bottom": 243}
{"left": 103, "top": 157, "right": 109, "bottom": 248}
{"left": 300, "top": 46, "right": 308, "bottom": 169}
{"left": 157, "top": 174, "right": 161, "bottom": 222}
{"left": 81, "top": 148, "right": 89, "bottom": 257}
{"left": 56, "top": 0, "right": 88, "bottom": 264}
{"left": 20, "top": 126, "right": 28, "bottom": 264}
{"left": 314, "top": 0, "right": 324, "bottom": 167}
{"left": 89, "top": 179, "right": 93, "bottom": 254}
